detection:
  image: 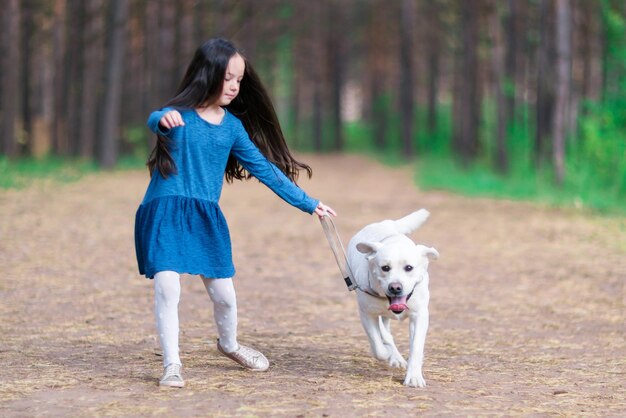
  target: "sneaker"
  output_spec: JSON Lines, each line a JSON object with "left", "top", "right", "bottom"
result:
{"left": 159, "top": 363, "right": 185, "bottom": 388}
{"left": 217, "top": 339, "right": 269, "bottom": 371}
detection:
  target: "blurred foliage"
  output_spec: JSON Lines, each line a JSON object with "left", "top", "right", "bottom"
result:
{"left": 341, "top": 95, "right": 626, "bottom": 215}
{"left": 337, "top": 0, "right": 626, "bottom": 215}
{"left": 123, "top": 124, "right": 150, "bottom": 163}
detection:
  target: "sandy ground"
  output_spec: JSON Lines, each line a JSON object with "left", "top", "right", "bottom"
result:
{"left": 0, "top": 154, "right": 624, "bottom": 417}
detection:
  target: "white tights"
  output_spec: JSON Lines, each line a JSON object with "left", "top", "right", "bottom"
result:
{"left": 153, "top": 270, "right": 239, "bottom": 367}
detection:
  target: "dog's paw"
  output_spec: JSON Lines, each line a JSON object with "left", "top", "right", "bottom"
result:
{"left": 388, "top": 353, "right": 407, "bottom": 369}
{"left": 403, "top": 373, "right": 426, "bottom": 388}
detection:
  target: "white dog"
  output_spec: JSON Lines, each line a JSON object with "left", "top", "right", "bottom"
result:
{"left": 347, "top": 209, "right": 438, "bottom": 387}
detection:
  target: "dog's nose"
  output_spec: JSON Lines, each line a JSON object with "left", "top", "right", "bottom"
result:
{"left": 388, "top": 282, "right": 403, "bottom": 295}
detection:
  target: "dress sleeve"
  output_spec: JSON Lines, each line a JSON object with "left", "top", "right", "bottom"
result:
{"left": 146, "top": 107, "right": 175, "bottom": 137}
{"left": 230, "top": 123, "right": 319, "bottom": 214}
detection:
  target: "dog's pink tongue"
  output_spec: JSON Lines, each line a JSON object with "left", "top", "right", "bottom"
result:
{"left": 388, "top": 296, "right": 409, "bottom": 312}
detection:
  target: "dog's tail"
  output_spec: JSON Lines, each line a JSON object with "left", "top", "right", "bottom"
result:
{"left": 394, "top": 209, "right": 430, "bottom": 235}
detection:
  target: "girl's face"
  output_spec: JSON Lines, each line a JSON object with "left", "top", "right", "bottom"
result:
{"left": 217, "top": 54, "right": 245, "bottom": 106}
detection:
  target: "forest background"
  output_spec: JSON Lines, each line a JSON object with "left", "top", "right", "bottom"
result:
{"left": 1, "top": 0, "right": 625, "bottom": 214}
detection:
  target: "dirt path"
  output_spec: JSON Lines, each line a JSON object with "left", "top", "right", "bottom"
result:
{"left": 1, "top": 154, "right": 624, "bottom": 417}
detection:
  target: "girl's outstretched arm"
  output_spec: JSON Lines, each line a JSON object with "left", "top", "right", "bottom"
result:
{"left": 231, "top": 125, "right": 325, "bottom": 214}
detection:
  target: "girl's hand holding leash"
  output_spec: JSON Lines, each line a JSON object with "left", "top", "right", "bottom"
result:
{"left": 159, "top": 110, "right": 186, "bottom": 130}
{"left": 315, "top": 202, "right": 337, "bottom": 218}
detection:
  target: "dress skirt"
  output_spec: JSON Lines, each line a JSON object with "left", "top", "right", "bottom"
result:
{"left": 134, "top": 195, "right": 235, "bottom": 279}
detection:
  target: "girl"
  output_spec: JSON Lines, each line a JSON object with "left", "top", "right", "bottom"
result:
{"left": 135, "top": 38, "right": 336, "bottom": 388}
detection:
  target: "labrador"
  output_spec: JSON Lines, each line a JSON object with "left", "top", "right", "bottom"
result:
{"left": 346, "top": 209, "right": 438, "bottom": 387}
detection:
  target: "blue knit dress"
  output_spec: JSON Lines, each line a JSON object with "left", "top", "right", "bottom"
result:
{"left": 134, "top": 108, "right": 319, "bottom": 279}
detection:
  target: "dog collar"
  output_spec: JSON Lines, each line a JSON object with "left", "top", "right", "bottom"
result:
{"left": 357, "top": 286, "right": 387, "bottom": 299}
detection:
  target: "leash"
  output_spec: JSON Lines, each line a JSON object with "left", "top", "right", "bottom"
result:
{"left": 318, "top": 213, "right": 359, "bottom": 291}
{"left": 318, "top": 213, "right": 389, "bottom": 300}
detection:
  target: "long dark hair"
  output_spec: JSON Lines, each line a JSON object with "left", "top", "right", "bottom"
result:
{"left": 147, "top": 38, "right": 312, "bottom": 183}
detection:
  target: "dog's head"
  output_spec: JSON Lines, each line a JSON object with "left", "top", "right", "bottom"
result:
{"left": 357, "top": 236, "right": 438, "bottom": 314}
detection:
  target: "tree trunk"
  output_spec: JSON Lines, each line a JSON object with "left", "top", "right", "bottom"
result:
{"left": 143, "top": 0, "right": 159, "bottom": 113}
{"left": 193, "top": 0, "right": 211, "bottom": 44}
{"left": 535, "top": 0, "right": 555, "bottom": 167}
{"left": 175, "top": 0, "right": 195, "bottom": 80}
{"left": 52, "top": 0, "right": 68, "bottom": 155}
{"left": 425, "top": 0, "right": 441, "bottom": 135}
{"left": 514, "top": 0, "right": 531, "bottom": 120}
{"left": 99, "top": 0, "right": 128, "bottom": 168}
{"left": 399, "top": 0, "right": 415, "bottom": 158}
{"left": 579, "top": 0, "right": 592, "bottom": 103}
{"left": 504, "top": 0, "right": 518, "bottom": 124}
{"left": 311, "top": 0, "right": 324, "bottom": 152}
{"left": 454, "top": 0, "right": 480, "bottom": 164}
{"left": 600, "top": 1, "right": 608, "bottom": 103}
{"left": 313, "top": 84, "right": 323, "bottom": 152}
{"left": 289, "top": 70, "right": 301, "bottom": 148}
{"left": 214, "top": 0, "right": 228, "bottom": 36}
{"left": 367, "top": 0, "right": 388, "bottom": 151}
{"left": 65, "top": 0, "right": 85, "bottom": 156}
{"left": 80, "top": 0, "right": 103, "bottom": 159}
{"left": 452, "top": 9, "right": 463, "bottom": 159}
{"left": 157, "top": 0, "right": 177, "bottom": 103}
{"left": 327, "top": 0, "right": 344, "bottom": 151}
{"left": 553, "top": 0, "right": 571, "bottom": 186}
{"left": 123, "top": 0, "right": 146, "bottom": 130}
{"left": 20, "top": 0, "right": 35, "bottom": 156}
{"left": 238, "top": 0, "right": 259, "bottom": 63}
{"left": 371, "top": 76, "right": 387, "bottom": 151}
{"left": 490, "top": 0, "right": 508, "bottom": 173}
{"left": 1, "top": 0, "right": 21, "bottom": 157}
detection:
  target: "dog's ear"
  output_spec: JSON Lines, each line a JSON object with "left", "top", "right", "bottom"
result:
{"left": 416, "top": 245, "right": 439, "bottom": 260}
{"left": 356, "top": 241, "right": 383, "bottom": 256}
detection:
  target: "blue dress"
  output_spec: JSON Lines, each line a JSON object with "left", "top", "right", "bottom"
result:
{"left": 134, "top": 108, "right": 319, "bottom": 279}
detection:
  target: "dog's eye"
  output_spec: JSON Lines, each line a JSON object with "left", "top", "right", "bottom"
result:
{"left": 404, "top": 265, "right": 413, "bottom": 272}
{"left": 381, "top": 265, "right": 391, "bottom": 272}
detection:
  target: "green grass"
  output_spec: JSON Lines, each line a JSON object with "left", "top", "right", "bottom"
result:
{"left": 116, "top": 154, "right": 149, "bottom": 171}
{"left": 415, "top": 155, "right": 626, "bottom": 215}
{"left": 0, "top": 156, "right": 99, "bottom": 189}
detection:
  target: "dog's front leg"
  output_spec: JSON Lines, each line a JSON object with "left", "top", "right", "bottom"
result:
{"left": 404, "top": 308, "right": 429, "bottom": 387}
{"left": 380, "top": 317, "right": 407, "bottom": 369}
{"left": 359, "top": 309, "right": 390, "bottom": 362}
